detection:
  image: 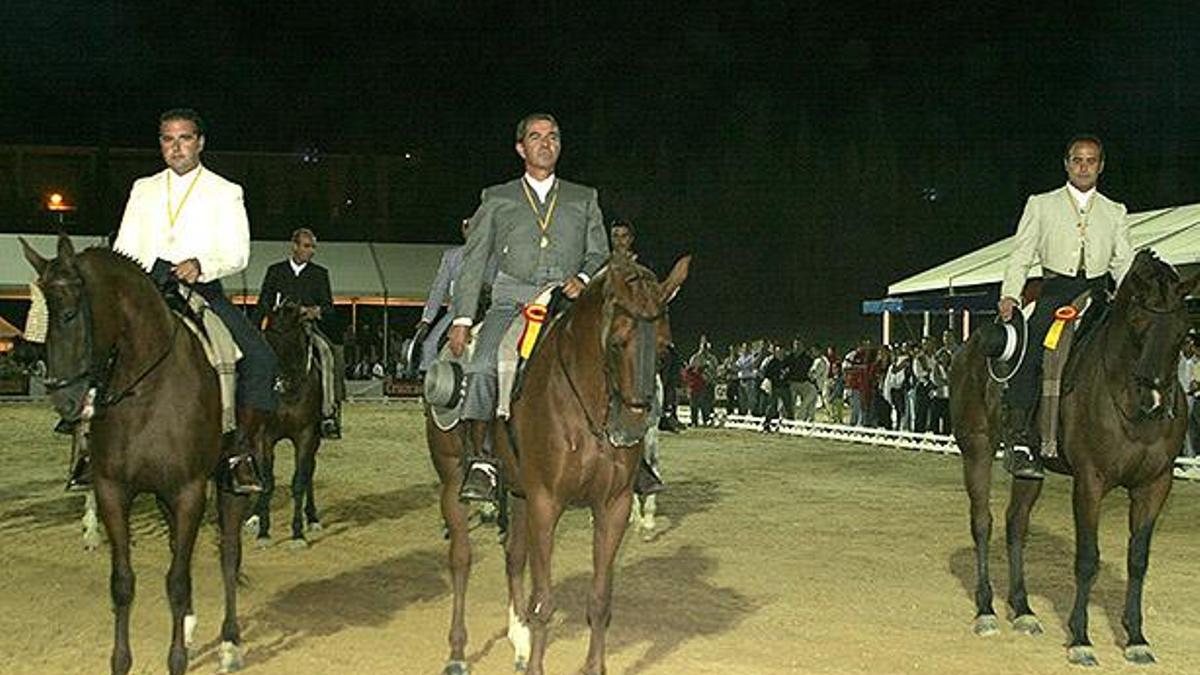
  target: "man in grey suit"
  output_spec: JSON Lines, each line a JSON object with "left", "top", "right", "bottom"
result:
{"left": 996, "top": 135, "right": 1133, "bottom": 479}
{"left": 414, "top": 218, "right": 470, "bottom": 374}
{"left": 448, "top": 112, "right": 609, "bottom": 502}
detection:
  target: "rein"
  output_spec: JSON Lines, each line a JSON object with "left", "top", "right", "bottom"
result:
{"left": 1099, "top": 295, "right": 1182, "bottom": 426}
{"left": 555, "top": 290, "right": 665, "bottom": 446}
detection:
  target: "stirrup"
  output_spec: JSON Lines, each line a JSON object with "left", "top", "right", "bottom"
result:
{"left": 222, "top": 454, "right": 264, "bottom": 495}
{"left": 1005, "top": 444, "right": 1045, "bottom": 480}
{"left": 459, "top": 459, "right": 499, "bottom": 504}
{"left": 320, "top": 417, "right": 341, "bottom": 439}
{"left": 634, "top": 460, "right": 665, "bottom": 496}
{"left": 65, "top": 455, "right": 91, "bottom": 492}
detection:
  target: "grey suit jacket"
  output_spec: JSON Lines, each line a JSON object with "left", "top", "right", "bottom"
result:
{"left": 453, "top": 176, "right": 608, "bottom": 320}
{"left": 1001, "top": 185, "right": 1131, "bottom": 301}
{"left": 422, "top": 245, "right": 464, "bottom": 323}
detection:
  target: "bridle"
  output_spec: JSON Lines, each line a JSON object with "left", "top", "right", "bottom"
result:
{"left": 1102, "top": 281, "right": 1187, "bottom": 423}
{"left": 42, "top": 265, "right": 183, "bottom": 421}
{"left": 557, "top": 284, "right": 666, "bottom": 447}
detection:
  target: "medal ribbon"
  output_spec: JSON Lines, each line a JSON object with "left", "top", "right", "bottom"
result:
{"left": 167, "top": 167, "right": 203, "bottom": 227}
{"left": 521, "top": 178, "right": 558, "bottom": 244}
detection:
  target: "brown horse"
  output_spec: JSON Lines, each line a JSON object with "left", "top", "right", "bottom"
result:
{"left": 251, "top": 301, "right": 323, "bottom": 548}
{"left": 427, "top": 252, "right": 689, "bottom": 675}
{"left": 951, "top": 249, "right": 1197, "bottom": 666}
{"left": 22, "top": 235, "right": 249, "bottom": 675}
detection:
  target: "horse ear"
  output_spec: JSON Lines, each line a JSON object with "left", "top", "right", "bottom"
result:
{"left": 56, "top": 233, "right": 76, "bottom": 263}
{"left": 659, "top": 255, "right": 692, "bottom": 304}
{"left": 20, "top": 237, "right": 48, "bottom": 276}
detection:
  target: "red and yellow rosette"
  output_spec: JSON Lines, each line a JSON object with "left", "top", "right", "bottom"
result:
{"left": 518, "top": 303, "right": 549, "bottom": 358}
{"left": 1043, "top": 305, "right": 1079, "bottom": 350}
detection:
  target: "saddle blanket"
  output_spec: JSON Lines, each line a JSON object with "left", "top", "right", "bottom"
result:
{"left": 177, "top": 292, "right": 241, "bottom": 433}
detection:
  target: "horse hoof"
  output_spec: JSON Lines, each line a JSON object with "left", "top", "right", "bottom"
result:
{"left": 1012, "top": 614, "right": 1043, "bottom": 635}
{"left": 972, "top": 614, "right": 1000, "bottom": 636}
{"left": 254, "top": 536, "right": 272, "bottom": 550}
{"left": 1124, "top": 644, "right": 1156, "bottom": 665}
{"left": 514, "top": 657, "right": 527, "bottom": 672}
{"left": 284, "top": 537, "right": 309, "bottom": 551}
{"left": 307, "top": 521, "right": 323, "bottom": 533}
{"left": 443, "top": 660, "right": 469, "bottom": 675}
{"left": 242, "top": 515, "right": 260, "bottom": 533}
{"left": 217, "top": 640, "right": 244, "bottom": 673}
{"left": 1068, "top": 645, "right": 1098, "bottom": 667}
{"left": 82, "top": 535, "right": 100, "bottom": 552}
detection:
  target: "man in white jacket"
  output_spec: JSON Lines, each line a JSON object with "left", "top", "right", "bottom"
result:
{"left": 113, "top": 108, "right": 276, "bottom": 493}
{"left": 996, "top": 135, "right": 1132, "bottom": 479}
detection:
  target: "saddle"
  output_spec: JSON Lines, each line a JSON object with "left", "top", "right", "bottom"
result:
{"left": 425, "top": 284, "right": 566, "bottom": 431}
{"left": 1038, "top": 289, "right": 1105, "bottom": 459}
{"left": 173, "top": 290, "right": 241, "bottom": 433}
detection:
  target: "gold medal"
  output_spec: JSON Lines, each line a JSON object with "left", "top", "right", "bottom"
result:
{"left": 540, "top": 236, "right": 549, "bottom": 248}
{"left": 521, "top": 178, "right": 559, "bottom": 249}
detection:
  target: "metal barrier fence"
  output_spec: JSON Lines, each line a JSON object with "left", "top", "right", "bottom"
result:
{"left": 680, "top": 406, "right": 1200, "bottom": 481}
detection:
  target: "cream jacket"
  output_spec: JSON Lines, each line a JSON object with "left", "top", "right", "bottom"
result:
{"left": 1000, "top": 185, "right": 1132, "bottom": 302}
{"left": 114, "top": 165, "right": 249, "bottom": 283}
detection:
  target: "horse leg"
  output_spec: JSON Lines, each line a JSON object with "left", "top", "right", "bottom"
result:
{"left": 252, "top": 445, "right": 276, "bottom": 545}
{"left": 1005, "top": 477, "right": 1044, "bottom": 635}
{"left": 441, "top": 464, "right": 472, "bottom": 674}
{"left": 216, "top": 488, "right": 249, "bottom": 673}
{"left": 164, "top": 482, "right": 206, "bottom": 675}
{"left": 505, "top": 495, "right": 531, "bottom": 672}
{"left": 961, "top": 433, "right": 998, "bottom": 635}
{"left": 583, "top": 492, "right": 635, "bottom": 675}
{"left": 1066, "top": 474, "right": 1105, "bottom": 666}
{"left": 524, "top": 490, "right": 565, "bottom": 675}
{"left": 1120, "top": 472, "right": 1173, "bottom": 664}
{"left": 304, "top": 436, "right": 321, "bottom": 531}
{"left": 83, "top": 490, "right": 102, "bottom": 551}
{"left": 288, "top": 433, "right": 318, "bottom": 547}
{"left": 95, "top": 481, "right": 135, "bottom": 675}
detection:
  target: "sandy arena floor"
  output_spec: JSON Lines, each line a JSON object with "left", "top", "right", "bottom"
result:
{"left": 1, "top": 401, "right": 1198, "bottom": 674}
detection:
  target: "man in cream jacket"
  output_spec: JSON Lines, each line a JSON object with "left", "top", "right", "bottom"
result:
{"left": 114, "top": 108, "right": 276, "bottom": 493}
{"left": 996, "top": 135, "right": 1132, "bottom": 478}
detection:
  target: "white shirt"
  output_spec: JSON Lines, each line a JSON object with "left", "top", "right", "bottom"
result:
{"left": 1066, "top": 183, "right": 1096, "bottom": 211}
{"left": 524, "top": 172, "right": 556, "bottom": 202}
{"left": 289, "top": 258, "right": 308, "bottom": 276}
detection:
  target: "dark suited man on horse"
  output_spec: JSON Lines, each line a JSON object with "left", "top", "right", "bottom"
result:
{"left": 995, "top": 134, "right": 1132, "bottom": 479}
{"left": 254, "top": 227, "right": 344, "bottom": 438}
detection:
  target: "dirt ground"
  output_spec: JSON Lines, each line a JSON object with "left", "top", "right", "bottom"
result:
{"left": 1, "top": 401, "right": 1198, "bottom": 675}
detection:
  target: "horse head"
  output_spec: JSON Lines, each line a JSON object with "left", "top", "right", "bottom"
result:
{"left": 1112, "top": 249, "right": 1200, "bottom": 418}
{"left": 599, "top": 252, "right": 691, "bottom": 445}
{"left": 262, "top": 299, "right": 313, "bottom": 397}
{"left": 22, "top": 235, "right": 101, "bottom": 422}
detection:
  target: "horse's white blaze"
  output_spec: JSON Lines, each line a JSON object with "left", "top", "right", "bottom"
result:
{"left": 183, "top": 613, "right": 197, "bottom": 648}
{"left": 507, "top": 603, "right": 531, "bottom": 662}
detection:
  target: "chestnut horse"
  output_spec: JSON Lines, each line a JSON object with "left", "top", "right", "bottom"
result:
{"left": 428, "top": 252, "right": 689, "bottom": 675}
{"left": 22, "top": 236, "right": 249, "bottom": 675}
{"left": 250, "top": 301, "right": 323, "bottom": 548}
{"left": 951, "top": 249, "right": 1197, "bottom": 666}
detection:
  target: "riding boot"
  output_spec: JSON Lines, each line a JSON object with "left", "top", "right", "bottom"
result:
{"left": 459, "top": 419, "right": 499, "bottom": 504}
{"left": 222, "top": 407, "right": 266, "bottom": 494}
{"left": 66, "top": 430, "right": 91, "bottom": 492}
{"left": 634, "top": 458, "right": 665, "bottom": 496}
{"left": 1002, "top": 403, "right": 1044, "bottom": 480}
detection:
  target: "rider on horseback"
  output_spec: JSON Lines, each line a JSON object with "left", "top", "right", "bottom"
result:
{"left": 994, "top": 135, "right": 1132, "bottom": 479}
{"left": 110, "top": 108, "right": 278, "bottom": 494}
{"left": 448, "top": 113, "right": 619, "bottom": 504}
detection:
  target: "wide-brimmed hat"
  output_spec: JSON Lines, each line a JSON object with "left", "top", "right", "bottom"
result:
{"left": 985, "top": 306, "right": 1028, "bottom": 382}
{"left": 424, "top": 337, "right": 475, "bottom": 430}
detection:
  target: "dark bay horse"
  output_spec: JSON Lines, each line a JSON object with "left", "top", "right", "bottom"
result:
{"left": 427, "top": 252, "right": 689, "bottom": 675}
{"left": 22, "top": 235, "right": 249, "bottom": 675}
{"left": 250, "top": 301, "right": 323, "bottom": 548}
{"left": 951, "top": 249, "right": 1197, "bottom": 666}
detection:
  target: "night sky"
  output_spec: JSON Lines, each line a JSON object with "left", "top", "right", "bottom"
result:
{"left": 4, "top": 1, "right": 1200, "bottom": 350}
